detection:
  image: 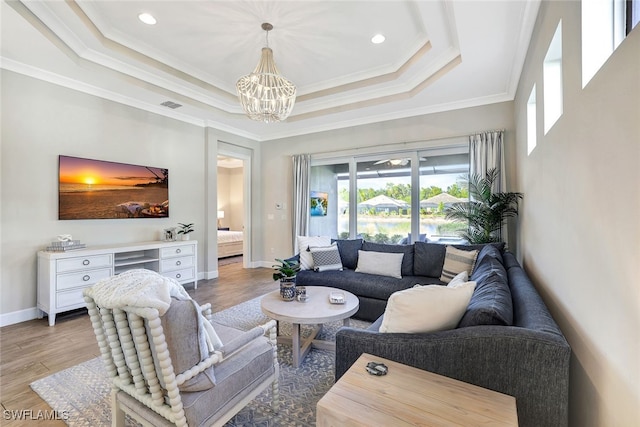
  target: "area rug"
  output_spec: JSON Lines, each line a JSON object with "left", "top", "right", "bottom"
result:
{"left": 31, "top": 295, "right": 370, "bottom": 426}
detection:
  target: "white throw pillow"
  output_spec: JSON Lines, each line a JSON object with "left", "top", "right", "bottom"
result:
{"left": 379, "top": 281, "right": 477, "bottom": 333}
{"left": 355, "top": 250, "right": 404, "bottom": 279}
{"left": 310, "top": 243, "right": 343, "bottom": 272}
{"left": 447, "top": 270, "right": 469, "bottom": 287}
{"left": 297, "top": 236, "right": 331, "bottom": 270}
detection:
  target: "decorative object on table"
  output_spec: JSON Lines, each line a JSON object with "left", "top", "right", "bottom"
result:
{"left": 272, "top": 258, "right": 300, "bottom": 301}
{"left": 329, "top": 291, "right": 345, "bottom": 304}
{"left": 310, "top": 191, "right": 328, "bottom": 216}
{"left": 296, "top": 286, "right": 308, "bottom": 302}
{"left": 444, "top": 168, "right": 523, "bottom": 244}
{"left": 46, "top": 235, "right": 86, "bottom": 252}
{"left": 177, "top": 223, "right": 194, "bottom": 240}
{"left": 366, "top": 361, "right": 388, "bottom": 376}
{"left": 236, "top": 23, "right": 296, "bottom": 123}
{"left": 163, "top": 227, "right": 177, "bottom": 241}
{"left": 217, "top": 210, "right": 225, "bottom": 228}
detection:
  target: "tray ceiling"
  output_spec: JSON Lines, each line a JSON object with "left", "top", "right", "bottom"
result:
{"left": 1, "top": 0, "right": 540, "bottom": 141}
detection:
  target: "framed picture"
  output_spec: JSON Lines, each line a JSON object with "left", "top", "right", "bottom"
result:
{"left": 59, "top": 155, "right": 169, "bottom": 220}
{"left": 310, "top": 191, "right": 328, "bottom": 216}
{"left": 163, "top": 227, "right": 177, "bottom": 241}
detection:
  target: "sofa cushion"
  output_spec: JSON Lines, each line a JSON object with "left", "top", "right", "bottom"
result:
{"left": 296, "top": 269, "right": 443, "bottom": 301}
{"left": 332, "top": 238, "right": 363, "bottom": 270}
{"left": 413, "top": 242, "right": 447, "bottom": 277}
{"left": 310, "top": 243, "right": 343, "bottom": 272}
{"left": 355, "top": 250, "right": 403, "bottom": 279}
{"left": 379, "top": 281, "right": 476, "bottom": 333}
{"left": 458, "top": 244, "right": 513, "bottom": 327}
{"left": 362, "top": 241, "right": 414, "bottom": 276}
{"left": 413, "top": 242, "right": 506, "bottom": 278}
{"left": 297, "top": 236, "right": 331, "bottom": 270}
{"left": 440, "top": 245, "right": 479, "bottom": 283}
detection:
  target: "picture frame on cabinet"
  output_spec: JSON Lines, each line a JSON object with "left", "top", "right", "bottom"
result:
{"left": 163, "top": 227, "right": 177, "bottom": 241}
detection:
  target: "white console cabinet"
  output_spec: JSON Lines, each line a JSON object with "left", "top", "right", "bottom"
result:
{"left": 37, "top": 240, "right": 197, "bottom": 326}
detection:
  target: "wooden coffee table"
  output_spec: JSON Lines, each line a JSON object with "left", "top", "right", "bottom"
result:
{"left": 317, "top": 353, "right": 518, "bottom": 426}
{"left": 260, "top": 286, "right": 359, "bottom": 367}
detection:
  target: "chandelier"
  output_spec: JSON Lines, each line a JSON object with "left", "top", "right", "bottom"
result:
{"left": 236, "top": 23, "right": 297, "bottom": 123}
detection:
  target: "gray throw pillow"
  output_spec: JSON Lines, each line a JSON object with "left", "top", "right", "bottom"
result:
{"left": 310, "top": 243, "right": 343, "bottom": 272}
{"left": 160, "top": 298, "right": 216, "bottom": 392}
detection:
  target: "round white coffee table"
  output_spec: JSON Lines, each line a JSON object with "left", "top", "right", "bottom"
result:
{"left": 260, "top": 286, "right": 359, "bottom": 367}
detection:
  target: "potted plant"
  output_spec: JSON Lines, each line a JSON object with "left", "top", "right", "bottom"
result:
{"left": 177, "top": 223, "right": 194, "bottom": 240}
{"left": 272, "top": 258, "right": 300, "bottom": 301}
{"left": 444, "top": 168, "right": 523, "bottom": 244}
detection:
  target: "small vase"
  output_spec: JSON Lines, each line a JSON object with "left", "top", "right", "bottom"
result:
{"left": 182, "top": 234, "right": 190, "bottom": 241}
{"left": 280, "top": 277, "right": 296, "bottom": 301}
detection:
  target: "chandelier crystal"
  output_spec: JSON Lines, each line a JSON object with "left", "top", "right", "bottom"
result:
{"left": 236, "top": 23, "right": 297, "bottom": 123}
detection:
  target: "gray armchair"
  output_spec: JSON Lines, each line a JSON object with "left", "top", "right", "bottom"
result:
{"left": 84, "top": 289, "right": 278, "bottom": 426}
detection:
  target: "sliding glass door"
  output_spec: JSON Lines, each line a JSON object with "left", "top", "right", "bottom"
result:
{"left": 311, "top": 146, "right": 469, "bottom": 244}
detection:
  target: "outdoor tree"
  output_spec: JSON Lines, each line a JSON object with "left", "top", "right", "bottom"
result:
{"left": 420, "top": 186, "right": 443, "bottom": 200}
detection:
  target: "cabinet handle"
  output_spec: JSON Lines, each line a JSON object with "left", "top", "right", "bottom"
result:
{"left": 176, "top": 249, "right": 182, "bottom": 254}
{"left": 83, "top": 259, "right": 90, "bottom": 266}
{"left": 176, "top": 273, "right": 182, "bottom": 279}
{"left": 83, "top": 275, "right": 91, "bottom": 281}
{"left": 176, "top": 260, "right": 181, "bottom": 266}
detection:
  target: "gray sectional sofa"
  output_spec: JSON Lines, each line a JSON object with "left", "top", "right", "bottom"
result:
{"left": 294, "top": 239, "right": 571, "bottom": 427}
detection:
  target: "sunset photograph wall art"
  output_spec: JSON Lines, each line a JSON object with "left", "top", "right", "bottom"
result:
{"left": 58, "top": 156, "right": 169, "bottom": 220}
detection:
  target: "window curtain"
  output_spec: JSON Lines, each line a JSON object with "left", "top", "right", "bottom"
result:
{"left": 469, "top": 130, "right": 507, "bottom": 241}
{"left": 292, "top": 154, "right": 311, "bottom": 253}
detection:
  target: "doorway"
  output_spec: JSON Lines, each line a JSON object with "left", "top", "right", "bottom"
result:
{"left": 217, "top": 152, "right": 251, "bottom": 271}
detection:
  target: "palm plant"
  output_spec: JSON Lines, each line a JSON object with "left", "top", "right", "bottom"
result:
{"left": 444, "top": 168, "right": 523, "bottom": 244}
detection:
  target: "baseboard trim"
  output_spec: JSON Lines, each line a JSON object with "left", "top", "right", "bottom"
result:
{"left": 0, "top": 307, "right": 40, "bottom": 327}
{"left": 204, "top": 270, "right": 219, "bottom": 280}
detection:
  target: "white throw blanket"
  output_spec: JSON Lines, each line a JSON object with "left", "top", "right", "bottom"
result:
{"left": 87, "top": 269, "right": 222, "bottom": 351}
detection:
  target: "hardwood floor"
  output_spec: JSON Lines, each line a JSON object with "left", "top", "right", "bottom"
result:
{"left": 0, "top": 262, "right": 277, "bottom": 426}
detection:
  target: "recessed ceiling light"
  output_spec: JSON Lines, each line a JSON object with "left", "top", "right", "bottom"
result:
{"left": 371, "top": 34, "right": 386, "bottom": 44}
{"left": 138, "top": 13, "right": 157, "bottom": 25}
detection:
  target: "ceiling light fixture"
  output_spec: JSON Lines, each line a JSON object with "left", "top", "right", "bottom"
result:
{"left": 236, "top": 23, "right": 296, "bottom": 123}
{"left": 138, "top": 13, "right": 157, "bottom": 25}
{"left": 371, "top": 34, "right": 386, "bottom": 44}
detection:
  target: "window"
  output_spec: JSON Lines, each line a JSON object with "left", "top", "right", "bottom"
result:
{"left": 527, "top": 85, "right": 537, "bottom": 155}
{"left": 582, "top": 0, "right": 636, "bottom": 87}
{"left": 544, "top": 21, "right": 563, "bottom": 134}
{"left": 627, "top": 0, "right": 640, "bottom": 34}
{"left": 311, "top": 147, "right": 469, "bottom": 244}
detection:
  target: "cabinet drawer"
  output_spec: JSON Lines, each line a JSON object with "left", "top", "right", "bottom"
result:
{"left": 57, "top": 255, "right": 112, "bottom": 273}
{"left": 57, "top": 268, "right": 112, "bottom": 291}
{"left": 161, "top": 245, "right": 195, "bottom": 258}
{"left": 161, "top": 256, "right": 194, "bottom": 272}
{"left": 57, "top": 289, "right": 86, "bottom": 309}
{"left": 163, "top": 267, "right": 194, "bottom": 282}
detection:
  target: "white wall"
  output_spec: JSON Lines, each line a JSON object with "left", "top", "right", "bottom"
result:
{"left": 0, "top": 70, "right": 260, "bottom": 323}
{"left": 259, "top": 101, "right": 516, "bottom": 261}
{"left": 513, "top": 2, "right": 640, "bottom": 425}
